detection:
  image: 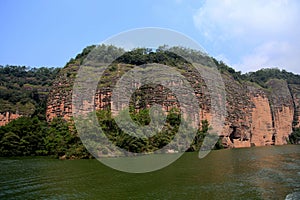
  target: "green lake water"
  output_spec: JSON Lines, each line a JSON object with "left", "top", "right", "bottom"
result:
{"left": 0, "top": 145, "right": 299, "bottom": 199}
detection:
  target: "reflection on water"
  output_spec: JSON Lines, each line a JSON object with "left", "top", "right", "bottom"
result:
{"left": 0, "top": 145, "right": 299, "bottom": 199}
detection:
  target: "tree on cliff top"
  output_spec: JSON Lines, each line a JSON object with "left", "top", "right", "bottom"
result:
{"left": 245, "top": 68, "right": 300, "bottom": 87}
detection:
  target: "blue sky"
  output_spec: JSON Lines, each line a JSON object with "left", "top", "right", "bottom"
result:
{"left": 0, "top": 0, "right": 299, "bottom": 74}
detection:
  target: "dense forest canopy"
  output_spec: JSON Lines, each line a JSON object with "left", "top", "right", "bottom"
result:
{"left": 245, "top": 68, "right": 300, "bottom": 86}
{"left": 0, "top": 65, "right": 60, "bottom": 117}
{"left": 71, "top": 44, "right": 300, "bottom": 86}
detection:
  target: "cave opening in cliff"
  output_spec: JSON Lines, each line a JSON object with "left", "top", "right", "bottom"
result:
{"left": 229, "top": 125, "right": 238, "bottom": 143}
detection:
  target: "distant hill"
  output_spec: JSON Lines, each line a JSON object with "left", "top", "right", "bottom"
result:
{"left": 0, "top": 65, "right": 60, "bottom": 120}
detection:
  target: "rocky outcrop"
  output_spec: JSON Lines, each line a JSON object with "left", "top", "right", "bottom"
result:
{"left": 267, "top": 79, "right": 294, "bottom": 145}
{"left": 46, "top": 64, "right": 78, "bottom": 121}
{"left": 219, "top": 73, "right": 253, "bottom": 148}
{"left": 289, "top": 84, "right": 300, "bottom": 128}
{"left": 249, "top": 87, "right": 274, "bottom": 146}
{"left": 0, "top": 112, "right": 21, "bottom": 126}
{"left": 46, "top": 57, "right": 300, "bottom": 148}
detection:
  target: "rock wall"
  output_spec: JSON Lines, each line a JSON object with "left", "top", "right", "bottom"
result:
{"left": 289, "top": 84, "right": 300, "bottom": 128}
{"left": 46, "top": 62, "right": 300, "bottom": 148}
{"left": 267, "top": 79, "right": 294, "bottom": 145}
{"left": 249, "top": 88, "right": 274, "bottom": 146}
{"left": 46, "top": 64, "right": 78, "bottom": 121}
{"left": 0, "top": 112, "right": 21, "bottom": 126}
{"left": 220, "top": 73, "right": 252, "bottom": 148}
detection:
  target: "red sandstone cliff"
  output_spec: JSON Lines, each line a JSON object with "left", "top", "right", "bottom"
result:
{"left": 45, "top": 51, "right": 300, "bottom": 148}
{"left": 0, "top": 112, "right": 21, "bottom": 126}
{"left": 46, "top": 66, "right": 300, "bottom": 148}
{"left": 266, "top": 79, "right": 294, "bottom": 145}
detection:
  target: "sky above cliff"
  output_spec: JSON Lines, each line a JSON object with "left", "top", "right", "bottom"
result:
{"left": 0, "top": 0, "right": 299, "bottom": 74}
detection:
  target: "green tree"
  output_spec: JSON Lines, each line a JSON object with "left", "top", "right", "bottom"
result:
{"left": 289, "top": 128, "right": 300, "bottom": 144}
{"left": 188, "top": 120, "right": 209, "bottom": 151}
{"left": 0, "top": 116, "right": 47, "bottom": 156}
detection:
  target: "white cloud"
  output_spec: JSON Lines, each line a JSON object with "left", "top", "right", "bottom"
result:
{"left": 237, "top": 41, "right": 300, "bottom": 73}
{"left": 193, "top": 0, "right": 300, "bottom": 74}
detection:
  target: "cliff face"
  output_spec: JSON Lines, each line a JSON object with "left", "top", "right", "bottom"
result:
{"left": 267, "top": 79, "right": 294, "bottom": 145}
{"left": 289, "top": 84, "right": 300, "bottom": 128}
{"left": 249, "top": 92, "right": 274, "bottom": 146}
{"left": 46, "top": 64, "right": 78, "bottom": 122}
{"left": 219, "top": 73, "right": 252, "bottom": 148}
{"left": 0, "top": 112, "right": 21, "bottom": 126}
{"left": 46, "top": 47, "right": 300, "bottom": 148}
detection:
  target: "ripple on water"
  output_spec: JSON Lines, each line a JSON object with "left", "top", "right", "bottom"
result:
{"left": 0, "top": 145, "right": 299, "bottom": 199}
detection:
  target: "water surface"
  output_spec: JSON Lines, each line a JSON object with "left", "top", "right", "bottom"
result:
{"left": 0, "top": 145, "right": 299, "bottom": 199}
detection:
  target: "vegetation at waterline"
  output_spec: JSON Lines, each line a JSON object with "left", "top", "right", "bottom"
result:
{"left": 0, "top": 108, "right": 220, "bottom": 158}
{"left": 289, "top": 128, "right": 300, "bottom": 144}
{"left": 0, "top": 116, "right": 90, "bottom": 158}
{"left": 95, "top": 108, "right": 215, "bottom": 154}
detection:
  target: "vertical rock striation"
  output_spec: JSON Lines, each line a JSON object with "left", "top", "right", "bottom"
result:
{"left": 248, "top": 86, "right": 274, "bottom": 146}
{"left": 46, "top": 47, "right": 300, "bottom": 148}
{"left": 266, "top": 79, "right": 294, "bottom": 145}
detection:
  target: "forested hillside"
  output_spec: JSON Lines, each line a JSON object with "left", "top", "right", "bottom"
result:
{"left": 0, "top": 65, "right": 60, "bottom": 118}
{"left": 0, "top": 45, "right": 299, "bottom": 158}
